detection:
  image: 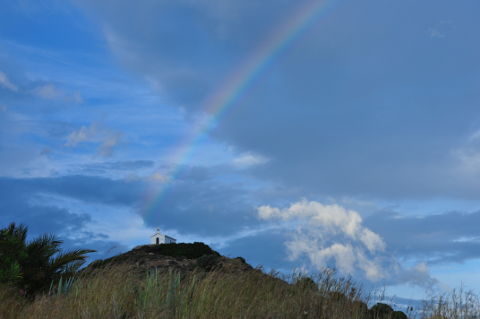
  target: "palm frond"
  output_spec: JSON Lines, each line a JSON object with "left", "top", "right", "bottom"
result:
{"left": 26, "top": 234, "right": 61, "bottom": 261}
{"left": 1, "top": 222, "right": 95, "bottom": 296}
{"left": 49, "top": 249, "right": 96, "bottom": 274}
{"left": 1, "top": 222, "right": 28, "bottom": 242}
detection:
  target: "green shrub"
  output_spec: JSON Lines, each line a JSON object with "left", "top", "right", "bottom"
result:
{"left": 136, "top": 242, "right": 219, "bottom": 259}
{"left": 196, "top": 254, "right": 220, "bottom": 271}
{"left": 368, "top": 302, "right": 408, "bottom": 319}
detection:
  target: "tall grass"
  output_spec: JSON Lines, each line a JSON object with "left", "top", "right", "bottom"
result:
{"left": 0, "top": 265, "right": 372, "bottom": 319}
{"left": 422, "top": 286, "right": 480, "bottom": 319}
{"left": 2, "top": 265, "right": 479, "bottom": 318}
{"left": 0, "top": 285, "right": 26, "bottom": 319}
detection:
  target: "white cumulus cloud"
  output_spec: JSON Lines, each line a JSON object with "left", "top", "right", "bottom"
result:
{"left": 258, "top": 200, "right": 385, "bottom": 280}
{"left": 258, "top": 200, "right": 385, "bottom": 252}
{"left": 258, "top": 200, "right": 438, "bottom": 287}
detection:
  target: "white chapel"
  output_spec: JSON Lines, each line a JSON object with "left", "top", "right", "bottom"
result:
{"left": 151, "top": 228, "right": 177, "bottom": 245}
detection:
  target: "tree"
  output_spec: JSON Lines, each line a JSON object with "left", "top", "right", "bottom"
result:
{"left": 0, "top": 222, "right": 95, "bottom": 296}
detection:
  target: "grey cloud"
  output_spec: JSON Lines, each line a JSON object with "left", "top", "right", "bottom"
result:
{"left": 0, "top": 179, "right": 91, "bottom": 238}
{"left": 365, "top": 210, "right": 480, "bottom": 265}
{"left": 0, "top": 169, "right": 261, "bottom": 238}
{"left": 75, "top": 0, "right": 301, "bottom": 111}
{"left": 82, "top": 160, "right": 155, "bottom": 173}
{"left": 0, "top": 175, "right": 136, "bottom": 262}
{"left": 75, "top": 0, "right": 480, "bottom": 199}
{"left": 0, "top": 176, "right": 145, "bottom": 207}
{"left": 143, "top": 177, "right": 258, "bottom": 236}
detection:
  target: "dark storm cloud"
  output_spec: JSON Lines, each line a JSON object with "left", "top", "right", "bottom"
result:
{"left": 143, "top": 177, "right": 259, "bottom": 236}
{"left": 0, "top": 176, "right": 128, "bottom": 261}
{"left": 0, "top": 178, "right": 91, "bottom": 237}
{"left": 74, "top": 0, "right": 480, "bottom": 199}
{"left": 365, "top": 210, "right": 480, "bottom": 264}
{"left": 75, "top": 0, "right": 295, "bottom": 110}
{"left": 16, "top": 175, "right": 146, "bottom": 206}
{"left": 0, "top": 170, "right": 260, "bottom": 238}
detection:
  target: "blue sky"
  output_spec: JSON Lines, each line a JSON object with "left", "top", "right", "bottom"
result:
{"left": 2, "top": 0, "right": 480, "bottom": 300}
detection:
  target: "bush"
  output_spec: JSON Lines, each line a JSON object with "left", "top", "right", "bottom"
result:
{"left": 140, "top": 242, "right": 219, "bottom": 259}
{"left": 196, "top": 254, "right": 220, "bottom": 271}
{"left": 368, "top": 302, "right": 408, "bottom": 319}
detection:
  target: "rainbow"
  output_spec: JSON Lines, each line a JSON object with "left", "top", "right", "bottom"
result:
{"left": 142, "top": 0, "right": 338, "bottom": 217}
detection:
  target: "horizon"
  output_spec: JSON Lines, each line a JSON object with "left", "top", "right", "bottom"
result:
{"left": 2, "top": 0, "right": 480, "bottom": 302}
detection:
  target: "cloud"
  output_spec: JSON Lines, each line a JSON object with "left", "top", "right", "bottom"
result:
{"left": 451, "top": 128, "right": 480, "bottom": 177}
{"left": 74, "top": 0, "right": 480, "bottom": 200}
{"left": 0, "top": 71, "right": 18, "bottom": 92}
{"left": 365, "top": 209, "right": 480, "bottom": 265}
{"left": 258, "top": 200, "right": 385, "bottom": 252}
{"left": 0, "top": 72, "right": 82, "bottom": 104}
{"left": 32, "top": 83, "right": 83, "bottom": 103}
{"left": 258, "top": 200, "right": 385, "bottom": 280}
{"left": 99, "top": 132, "right": 122, "bottom": 156}
{"left": 232, "top": 152, "right": 269, "bottom": 169}
{"left": 142, "top": 172, "right": 258, "bottom": 236}
{"left": 0, "top": 168, "right": 258, "bottom": 239}
{"left": 0, "top": 175, "right": 132, "bottom": 262}
{"left": 0, "top": 177, "right": 91, "bottom": 237}
{"left": 33, "top": 83, "right": 63, "bottom": 99}
{"left": 258, "top": 200, "right": 438, "bottom": 287}
{"left": 149, "top": 171, "right": 170, "bottom": 183}
{"left": 65, "top": 123, "right": 122, "bottom": 156}
{"left": 427, "top": 21, "right": 454, "bottom": 39}
{"left": 65, "top": 124, "right": 97, "bottom": 146}
{"left": 9, "top": 175, "right": 145, "bottom": 207}
{"left": 83, "top": 160, "right": 155, "bottom": 173}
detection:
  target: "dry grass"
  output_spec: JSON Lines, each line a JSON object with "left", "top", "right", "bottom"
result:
{"left": 2, "top": 264, "right": 478, "bottom": 318}
{"left": 422, "top": 286, "right": 480, "bottom": 319}
{"left": 0, "top": 266, "right": 373, "bottom": 319}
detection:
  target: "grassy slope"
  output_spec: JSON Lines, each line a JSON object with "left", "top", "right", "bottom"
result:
{"left": 0, "top": 243, "right": 426, "bottom": 319}
{"left": 1, "top": 266, "right": 374, "bottom": 319}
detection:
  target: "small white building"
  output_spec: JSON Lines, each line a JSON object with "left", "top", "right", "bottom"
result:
{"left": 151, "top": 228, "right": 176, "bottom": 245}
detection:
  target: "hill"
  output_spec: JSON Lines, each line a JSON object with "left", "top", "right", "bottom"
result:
{"left": 1, "top": 242, "right": 409, "bottom": 319}
{"left": 84, "top": 242, "right": 253, "bottom": 274}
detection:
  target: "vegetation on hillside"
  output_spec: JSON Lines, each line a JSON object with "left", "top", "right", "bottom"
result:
{"left": 1, "top": 265, "right": 409, "bottom": 319}
{"left": 1, "top": 222, "right": 479, "bottom": 319}
{"left": 0, "top": 223, "right": 95, "bottom": 297}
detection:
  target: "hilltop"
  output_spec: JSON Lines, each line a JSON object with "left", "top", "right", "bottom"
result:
{"left": 84, "top": 242, "right": 254, "bottom": 274}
